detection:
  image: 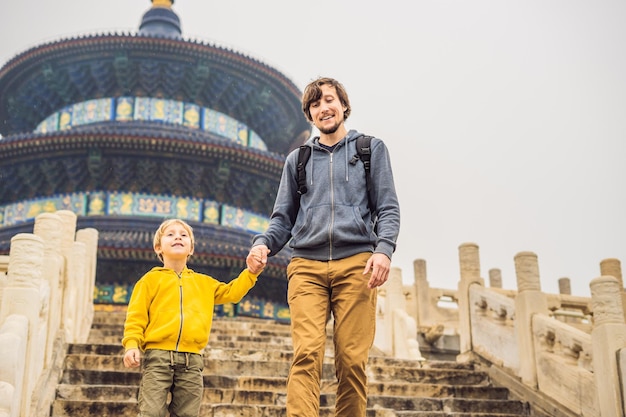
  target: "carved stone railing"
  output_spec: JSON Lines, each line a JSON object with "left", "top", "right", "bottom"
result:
{"left": 0, "top": 211, "right": 98, "bottom": 417}
{"left": 532, "top": 311, "right": 596, "bottom": 414}
{"left": 378, "top": 242, "right": 625, "bottom": 417}
{"left": 1, "top": 210, "right": 623, "bottom": 417}
{"left": 374, "top": 268, "right": 424, "bottom": 361}
{"left": 468, "top": 285, "right": 518, "bottom": 370}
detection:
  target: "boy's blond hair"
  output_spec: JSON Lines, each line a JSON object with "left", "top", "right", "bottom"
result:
{"left": 153, "top": 218, "right": 195, "bottom": 262}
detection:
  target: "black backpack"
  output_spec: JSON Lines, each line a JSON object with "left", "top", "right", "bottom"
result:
{"left": 295, "top": 135, "right": 375, "bottom": 214}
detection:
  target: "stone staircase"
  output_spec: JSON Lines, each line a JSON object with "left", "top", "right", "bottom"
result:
{"left": 50, "top": 309, "right": 530, "bottom": 416}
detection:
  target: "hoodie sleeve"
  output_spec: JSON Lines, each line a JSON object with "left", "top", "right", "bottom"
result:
{"left": 214, "top": 268, "right": 259, "bottom": 304}
{"left": 251, "top": 148, "right": 301, "bottom": 255}
{"left": 370, "top": 138, "right": 401, "bottom": 259}
{"left": 121, "top": 277, "right": 150, "bottom": 350}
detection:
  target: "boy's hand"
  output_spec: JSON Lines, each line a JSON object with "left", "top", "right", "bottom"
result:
{"left": 123, "top": 348, "right": 141, "bottom": 368}
{"left": 247, "top": 245, "right": 270, "bottom": 274}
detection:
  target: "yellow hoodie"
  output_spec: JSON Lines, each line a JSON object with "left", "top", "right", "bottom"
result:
{"left": 122, "top": 266, "right": 258, "bottom": 354}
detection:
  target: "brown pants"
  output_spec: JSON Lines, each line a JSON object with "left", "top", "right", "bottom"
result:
{"left": 286, "top": 252, "right": 377, "bottom": 417}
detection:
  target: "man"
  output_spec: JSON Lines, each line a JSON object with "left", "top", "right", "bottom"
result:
{"left": 248, "top": 77, "right": 400, "bottom": 416}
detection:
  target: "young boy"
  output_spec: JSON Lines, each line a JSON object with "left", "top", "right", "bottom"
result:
{"left": 122, "top": 218, "right": 265, "bottom": 416}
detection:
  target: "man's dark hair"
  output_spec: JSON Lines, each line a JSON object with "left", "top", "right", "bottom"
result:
{"left": 302, "top": 77, "right": 352, "bottom": 122}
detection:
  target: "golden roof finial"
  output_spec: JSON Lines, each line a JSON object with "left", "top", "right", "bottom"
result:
{"left": 152, "top": 0, "right": 173, "bottom": 8}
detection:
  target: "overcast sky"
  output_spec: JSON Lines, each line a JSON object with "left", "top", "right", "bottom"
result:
{"left": 1, "top": 1, "right": 624, "bottom": 297}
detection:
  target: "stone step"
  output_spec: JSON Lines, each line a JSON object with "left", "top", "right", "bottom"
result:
{"left": 60, "top": 359, "right": 491, "bottom": 388}
{"left": 90, "top": 311, "right": 289, "bottom": 332}
{"left": 87, "top": 330, "right": 292, "bottom": 350}
{"left": 49, "top": 311, "right": 529, "bottom": 416}
{"left": 92, "top": 316, "right": 290, "bottom": 333}
{"left": 368, "top": 365, "right": 491, "bottom": 386}
{"left": 68, "top": 344, "right": 294, "bottom": 362}
{"left": 64, "top": 346, "right": 489, "bottom": 385}
{"left": 64, "top": 356, "right": 293, "bottom": 378}
{"left": 51, "top": 396, "right": 528, "bottom": 417}
{"left": 88, "top": 313, "right": 294, "bottom": 346}
{"left": 56, "top": 380, "right": 513, "bottom": 403}
{"left": 89, "top": 321, "right": 293, "bottom": 339}
{"left": 89, "top": 334, "right": 295, "bottom": 348}
{"left": 58, "top": 365, "right": 508, "bottom": 401}
{"left": 51, "top": 401, "right": 397, "bottom": 417}
{"left": 67, "top": 343, "right": 402, "bottom": 369}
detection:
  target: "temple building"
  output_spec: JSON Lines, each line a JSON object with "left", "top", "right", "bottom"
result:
{"left": 0, "top": 0, "right": 311, "bottom": 318}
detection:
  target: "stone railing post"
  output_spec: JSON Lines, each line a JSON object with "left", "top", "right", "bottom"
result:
{"left": 387, "top": 267, "right": 406, "bottom": 311}
{"left": 558, "top": 277, "right": 571, "bottom": 295}
{"left": 56, "top": 210, "right": 77, "bottom": 255}
{"left": 601, "top": 258, "right": 624, "bottom": 288}
{"left": 457, "top": 243, "right": 483, "bottom": 355}
{"left": 556, "top": 277, "right": 577, "bottom": 323}
{"left": 0, "top": 315, "right": 29, "bottom": 417}
{"left": 0, "top": 256, "right": 8, "bottom": 300}
{"left": 413, "top": 259, "right": 430, "bottom": 327}
{"left": 374, "top": 287, "right": 391, "bottom": 355}
{"left": 514, "top": 251, "right": 549, "bottom": 387}
{"left": 383, "top": 268, "right": 403, "bottom": 356}
{"left": 385, "top": 267, "right": 422, "bottom": 360}
{"left": 488, "top": 268, "right": 502, "bottom": 289}
{"left": 55, "top": 210, "right": 77, "bottom": 341}
{"left": 33, "top": 213, "right": 64, "bottom": 368}
{"left": 375, "top": 268, "right": 406, "bottom": 356}
{"left": 600, "top": 258, "right": 625, "bottom": 324}
{"left": 0, "top": 233, "right": 45, "bottom": 417}
{"left": 75, "top": 228, "right": 99, "bottom": 342}
{"left": 590, "top": 275, "right": 626, "bottom": 417}
{"left": 65, "top": 241, "right": 86, "bottom": 343}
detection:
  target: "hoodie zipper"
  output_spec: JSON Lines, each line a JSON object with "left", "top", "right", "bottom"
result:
{"left": 328, "top": 152, "right": 335, "bottom": 260}
{"left": 174, "top": 271, "right": 183, "bottom": 351}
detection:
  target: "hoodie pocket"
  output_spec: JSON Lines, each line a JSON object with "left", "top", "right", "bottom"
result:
{"left": 291, "top": 204, "right": 330, "bottom": 248}
{"left": 291, "top": 204, "right": 369, "bottom": 249}
{"left": 331, "top": 204, "right": 370, "bottom": 247}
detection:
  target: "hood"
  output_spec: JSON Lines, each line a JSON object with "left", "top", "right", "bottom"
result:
{"left": 303, "top": 129, "right": 362, "bottom": 187}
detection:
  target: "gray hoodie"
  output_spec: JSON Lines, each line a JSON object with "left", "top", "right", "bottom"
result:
{"left": 253, "top": 129, "right": 400, "bottom": 261}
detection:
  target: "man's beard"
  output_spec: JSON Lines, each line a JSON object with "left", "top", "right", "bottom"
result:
{"left": 318, "top": 121, "right": 341, "bottom": 135}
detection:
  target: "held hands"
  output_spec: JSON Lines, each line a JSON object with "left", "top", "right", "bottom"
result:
{"left": 247, "top": 245, "right": 270, "bottom": 274}
{"left": 123, "top": 348, "right": 141, "bottom": 368}
{"left": 363, "top": 253, "right": 391, "bottom": 289}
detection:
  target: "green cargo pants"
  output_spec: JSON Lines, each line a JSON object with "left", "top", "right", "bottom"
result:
{"left": 137, "top": 349, "right": 204, "bottom": 417}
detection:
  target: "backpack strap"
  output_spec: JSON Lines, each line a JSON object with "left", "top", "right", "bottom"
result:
{"left": 355, "top": 135, "right": 375, "bottom": 212}
{"left": 295, "top": 145, "right": 311, "bottom": 214}
{"left": 296, "top": 145, "right": 311, "bottom": 196}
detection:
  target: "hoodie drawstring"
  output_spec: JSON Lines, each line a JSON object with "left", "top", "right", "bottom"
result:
{"left": 309, "top": 146, "right": 314, "bottom": 187}
{"left": 345, "top": 141, "right": 350, "bottom": 182}
{"left": 309, "top": 131, "right": 358, "bottom": 186}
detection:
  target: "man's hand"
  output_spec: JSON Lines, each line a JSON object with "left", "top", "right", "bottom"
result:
{"left": 247, "top": 245, "right": 270, "bottom": 274}
{"left": 363, "top": 253, "right": 391, "bottom": 289}
{"left": 123, "top": 348, "right": 141, "bottom": 368}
